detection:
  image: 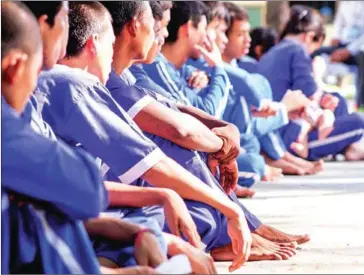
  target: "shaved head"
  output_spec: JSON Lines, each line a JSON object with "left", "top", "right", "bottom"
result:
{"left": 1, "top": 1, "right": 42, "bottom": 60}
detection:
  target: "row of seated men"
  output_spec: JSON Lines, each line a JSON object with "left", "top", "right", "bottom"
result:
{"left": 2, "top": 1, "right": 364, "bottom": 274}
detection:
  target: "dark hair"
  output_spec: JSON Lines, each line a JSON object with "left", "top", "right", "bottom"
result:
{"left": 2, "top": 2, "right": 42, "bottom": 59}
{"left": 166, "top": 1, "right": 208, "bottom": 43}
{"left": 150, "top": 1, "right": 163, "bottom": 20}
{"left": 224, "top": 2, "right": 249, "bottom": 35}
{"left": 204, "top": 1, "right": 230, "bottom": 26}
{"left": 101, "top": 1, "right": 149, "bottom": 36}
{"left": 150, "top": 1, "right": 172, "bottom": 20}
{"left": 22, "top": 1, "right": 64, "bottom": 27}
{"left": 280, "top": 5, "right": 325, "bottom": 41}
{"left": 248, "top": 27, "right": 278, "bottom": 60}
{"left": 66, "top": 2, "right": 111, "bottom": 58}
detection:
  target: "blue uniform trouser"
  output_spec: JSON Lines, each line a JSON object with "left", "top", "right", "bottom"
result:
{"left": 236, "top": 134, "right": 265, "bottom": 187}
{"left": 281, "top": 113, "right": 364, "bottom": 160}
{"left": 259, "top": 131, "right": 287, "bottom": 160}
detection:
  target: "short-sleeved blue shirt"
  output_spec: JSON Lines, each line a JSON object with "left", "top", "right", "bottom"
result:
{"left": 34, "top": 65, "right": 165, "bottom": 186}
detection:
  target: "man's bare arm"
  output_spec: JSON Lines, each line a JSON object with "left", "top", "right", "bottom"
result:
{"left": 133, "top": 100, "right": 223, "bottom": 152}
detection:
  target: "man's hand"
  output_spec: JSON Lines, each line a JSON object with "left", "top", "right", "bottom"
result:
{"left": 320, "top": 93, "right": 339, "bottom": 112}
{"left": 194, "top": 35, "right": 223, "bottom": 67}
{"left": 210, "top": 124, "right": 240, "bottom": 164}
{"left": 135, "top": 231, "right": 167, "bottom": 268}
{"left": 207, "top": 156, "right": 238, "bottom": 195}
{"left": 163, "top": 190, "right": 201, "bottom": 248}
{"left": 330, "top": 48, "right": 351, "bottom": 63}
{"left": 281, "top": 90, "right": 311, "bottom": 113}
{"left": 188, "top": 70, "right": 209, "bottom": 89}
{"left": 227, "top": 212, "right": 252, "bottom": 272}
{"left": 251, "top": 101, "right": 278, "bottom": 118}
{"left": 166, "top": 233, "right": 217, "bottom": 274}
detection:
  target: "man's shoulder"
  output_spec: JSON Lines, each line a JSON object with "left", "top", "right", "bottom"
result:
{"left": 38, "top": 65, "right": 99, "bottom": 91}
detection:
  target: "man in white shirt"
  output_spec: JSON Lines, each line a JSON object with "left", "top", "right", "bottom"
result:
{"left": 313, "top": 1, "right": 364, "bottom": 65}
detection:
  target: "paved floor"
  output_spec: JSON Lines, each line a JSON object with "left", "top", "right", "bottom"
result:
{"left": 216, "top": 161, "right": 364, "bottom": 274}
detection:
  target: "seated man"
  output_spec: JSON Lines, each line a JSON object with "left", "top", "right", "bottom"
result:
{"left": 103, "top": 0, "right": 309, "bottom": 263}
{"left": 33, "top": 2, "right": 256, "bottom": 272}
{"left": 142, "top": 1, "right": 269, "bottom": 185}
{"left": 142, "top": 1, "right": 231, "bottom": 119}
{"left": 1, "top": 2, "right": 104, "bottom": 273}
{"left": 19, "top": 1, "right": 191, "bottom": 273}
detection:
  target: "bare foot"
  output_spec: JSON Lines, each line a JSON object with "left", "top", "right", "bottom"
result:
{"left": 345, "top": 143, "right": 364, "bottom": 161}
{"left": 265, "top": 157, "right": 305, "bottom": 176}
{"left": 263, "top": 165, "right": 283, "bottom": 182}
{"left": 283, "top": 152, "right": 323, "bottom": 175}
{"left": 211, "top": 234, "right": 297, "bottom": 262}
{"left": 254, "top": 224, "right": 311, "bottom": 245}
{"left": 234, "top": 186, "right": 256, "bottom": 198}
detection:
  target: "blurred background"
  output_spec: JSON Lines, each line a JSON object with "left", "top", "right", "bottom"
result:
{"left": 233, "top": 1, "right": 364, "bottom": 112}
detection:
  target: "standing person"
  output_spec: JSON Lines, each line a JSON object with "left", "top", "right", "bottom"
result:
{"left": 356, "top": 48, "right": 364, "bottom": 108}
{"left": 312, "top": 1, "right": 364, "bottom": 65}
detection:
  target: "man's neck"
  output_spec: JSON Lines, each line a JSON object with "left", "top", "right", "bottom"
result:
{"left": 161, "top": 42, "right": 189, "bottom": 69}
{"left": 112, "top": 39, "right": 135, "bottom": 75}
{"left": 222, "top": 52, "right": 235, "bottom": 65}
{"left": 59, "top": 57, "right": 88, "bottom": 71}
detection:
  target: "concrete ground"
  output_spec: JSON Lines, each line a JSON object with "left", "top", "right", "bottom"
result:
{"left": 216, "top": 161, "right": 364, "bottom": 274}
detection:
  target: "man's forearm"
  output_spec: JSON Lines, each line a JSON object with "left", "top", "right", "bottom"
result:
{"left": 105, "top": 181, "right": 169, "bottom": 208}
{"left": 176, "top": 103, "right": 229, "bottom": 129}
{"left": 143, "top": 156, "right": 240, "bottom": 219}
{"left": 134, "top": 102, "right": 223, "bottom": 153}
{"left": 85, "top": 216, "right": 141, "bottom": 242}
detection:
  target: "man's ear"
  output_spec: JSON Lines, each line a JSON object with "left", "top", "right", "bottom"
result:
{"left": 1, "top": 50, "right": 28, "bottom": 85}
{"left": 127, "top": 17, "right": 139, "bottom": 38}
{"left": 254, "top": 45, "right": 263, "bottom": 59}
{"left": 38, "top": 14, "right": 50, "bottom": 36}
{"left": 185, "top": 20, "right": 194, "bottom": 38}
{"left": 84, "top": 35, "right": 98, "bottom": 58}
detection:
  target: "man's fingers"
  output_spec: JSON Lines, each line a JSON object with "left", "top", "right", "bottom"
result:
{"left": 182, "top": 225, "right": 201, "bottom": 248}
{"left": 229, "top": 252, "right": 247, "bottom": 273}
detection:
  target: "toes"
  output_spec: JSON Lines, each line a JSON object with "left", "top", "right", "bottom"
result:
{"left": 295, "top": 234, "right": 311, "bottom": 245}
{"left": 278, "top": 241, "right": 298, "bottom": 248}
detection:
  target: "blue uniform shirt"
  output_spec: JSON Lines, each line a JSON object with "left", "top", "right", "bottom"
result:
{"left": 237, "top": 56, "right": 259, "bottom": 74}
{"left": 130, "top": 64, "right": 173, "bottom": 99}
{"left": 34, "top": 65, "right": 165, "bottom": 186}
{"left": 258, "top": 38, "right": 318, "bottom": 101}
{"left": 1, "top": 97, "right": 107, "bottom": 219}
{"left": 143, "top": 53, "right": 230, "bottom": 118}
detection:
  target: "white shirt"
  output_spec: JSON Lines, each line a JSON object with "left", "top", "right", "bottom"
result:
{"left": 332, "top": 1, "right": 364, "bottom": 55}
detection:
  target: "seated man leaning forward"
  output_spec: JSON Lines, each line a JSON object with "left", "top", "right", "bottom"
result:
{"left": 103, "top": 0, "right": 310, "bottom": 262}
